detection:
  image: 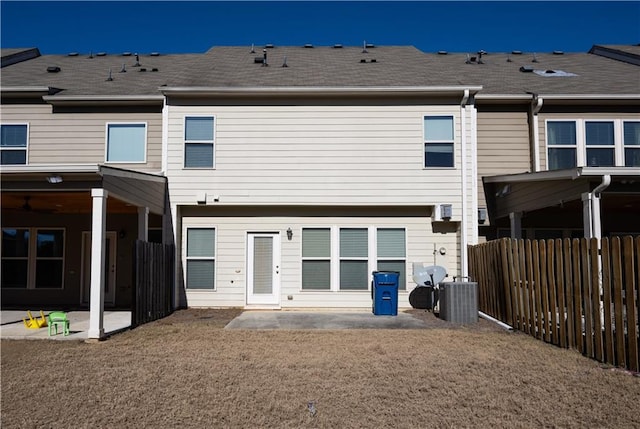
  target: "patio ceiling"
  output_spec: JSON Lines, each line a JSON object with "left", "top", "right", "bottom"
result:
{"left": 1, "top": 191, "right": 137, "bottom": 214}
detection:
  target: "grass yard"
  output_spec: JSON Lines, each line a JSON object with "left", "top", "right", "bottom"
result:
{"left": 2, "top": 309, "right": 639, "bottom": 428}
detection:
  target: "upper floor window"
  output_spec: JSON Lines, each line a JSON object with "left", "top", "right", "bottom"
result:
{"left": 547, "top": 120, "right": 640, "bottom": 170}
{"left": 547, "top": 121, "right": 577, "bottom": 170}
{"left": 1, "top": 124, "right": 28, "bottom": 165}
{"left": 624, "top": 122, "right": 640, "bottom": 167}
{"left": 184, "top": 117, "right": 215, "bottom": 168}
{"left": 106, "top": 123, "right": 146, "bottom": 163}
{"left": 424, "top": 116, "right": 454, "bottom": 168}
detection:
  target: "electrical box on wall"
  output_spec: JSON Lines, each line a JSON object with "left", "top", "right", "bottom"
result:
{"left": 432, "top": 204, "right": 453, "bottom": 222}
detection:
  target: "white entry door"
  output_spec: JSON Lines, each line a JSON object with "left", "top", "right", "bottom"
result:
{"left": 246, "top": 232, "right": 281, "bottom": 306}
{"left": 81, "top": 231, "right": 117, "bottom": 307}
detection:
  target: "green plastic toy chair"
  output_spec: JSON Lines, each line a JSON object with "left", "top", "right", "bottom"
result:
{"left": 47, "top": 312, "right": 70, "bottom": 336}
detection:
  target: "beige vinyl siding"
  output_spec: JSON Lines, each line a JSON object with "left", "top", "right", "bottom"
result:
{"left": 0, "top": 104, "right": 162, "bottom": 171}
{"left": 539, "top": 111, "right": 640, "bottom": 170}
{"left": 476, "top": 110, "right": 531, "bottom": 223}
{"left": 167, "top": 105, "right": 469, "bottom": 211}
{"left": 180, "top": 207, "right": 458, "bottom": 309}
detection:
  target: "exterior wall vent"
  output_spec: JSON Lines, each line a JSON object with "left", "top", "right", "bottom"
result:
{"left": 432, "top": 204, "right": 452, "bottom": 222}
{"left": 47, "top": 66, "right": 61, "bottom": 73}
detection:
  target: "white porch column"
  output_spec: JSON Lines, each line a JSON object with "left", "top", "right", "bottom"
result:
{"left": 138, "top": 206, "right": 149, "bottom": 241}
{"left": 509, "top": 212, "right": 522, "bottom": 239}
{"left": 88, "top": 188, "right": 108, "bottom": 340}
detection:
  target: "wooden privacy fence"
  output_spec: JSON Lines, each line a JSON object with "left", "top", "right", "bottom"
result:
{"left": 132, "top": 241, "right": 175, "bottom": 327}
{"left": 469, "top": 237, "right": 640, "bottom": 372}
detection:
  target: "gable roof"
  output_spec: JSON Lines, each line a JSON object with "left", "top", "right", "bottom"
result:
{"left": 1, "top": 45, "right": 639, "bottom": 101}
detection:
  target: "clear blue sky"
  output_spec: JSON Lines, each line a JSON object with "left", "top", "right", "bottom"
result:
{"left": 1, "top": 1, "right": 639, "bottom": 55}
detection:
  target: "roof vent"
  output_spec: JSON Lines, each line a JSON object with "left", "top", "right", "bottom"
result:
{"left": 519, "top": 65, "right": 534, "bottom": 73}
{"left": 545, "top": 69, "right": 555, "bottom": 74}
{"left": 96, "top": 52, "right": 106, "bottom": 57}
{"left": 262, "top": 49, "right": 268, "bottom": 67}
{"left": 552, "top": 50, "right": 564, "bottom": 55}
{"left": 46, "top": 66, "right": 61, "bottom": 73}
{"left": 333, "top": 44, "right": 343, "bottom": 49}
{"left": 106, "top": 68, "right": 113, "bottom": 81}
{"left": 512, "top": 50, "right": 523, "bottom": 55}
{"left": 477, "top": 50, "right": 486, "bottom": 64}
{"left": 360, "top": 59, "right": 367, "bottom": 63}
{"left": 88, "top": 51, "right": 93, "bottom": 59}
{"left": 282, "top": 56, "right": 288, "bottom": 67}
{"left": 151, "top": 68, "right": 159, "bottom": 72}
{"left": 68, "top": 52, "right": 79, "bottom": 57}
{"left": 365, "top": 43, "right": 375, "bottom": 49}
{"left": 362, "top": 40, "right": 368, "bottom": 53}
{"left": 532, "top": 53, "right": 539, "bottom": 63}
{"left": 122, "top": 52, "right": 132, "bottom": 56}
{"left": 437, "top": 51, "right": 448, "bottom": 55}
{"left": 119, "top": 63, "right": 127, "bottom": 73}
{"left": 254, "top": 56, "right": 264, "bottom": 63}
{"left": 370, "top": 58, "right": 377, "bottom": 63}
{"left": 506, "top": 54, "right": 512, "bottom": 62}
{"left": 133, "top": 53, "right": 141, "bottom": 67}
{"left": 265, "top": 44, "right": 275, "bottom": 49}
{"left": 304, "top": 44, "right": 314, "bottom": 48}
{"left": 250, "top": 44, "right": 255, "bottom": 53}
{"left": 139, "top": 68, "right": 147, "bottom": 72}
{"left": 150, "top": 52, "right": 160, "bottom": 56}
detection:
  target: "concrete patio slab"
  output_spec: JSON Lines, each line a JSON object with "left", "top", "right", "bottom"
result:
{"left": 0, "top": 310, "right": 131, "bottom": 340}
{"left": 224, "top": 310, "right": 429, "bottom": 330}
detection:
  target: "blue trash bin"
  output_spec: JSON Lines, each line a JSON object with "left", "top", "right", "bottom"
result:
{"left": 372, "top": 271, "right": 399, "bottom": 316}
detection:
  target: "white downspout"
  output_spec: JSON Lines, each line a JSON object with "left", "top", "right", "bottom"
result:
{"left": 592, "top": 174, "right": 611, "bottom": 241}
{"left": 161, "top": 97, "right": 169, "bottom": 174}
{"left": 470, "top": 99, "right": 478, "bottom": 245}
{"left": 532, "top": 95, "right": 543, "bottom": 172}
{"left": 460, "top": 89, "right": 469, "bottom": 278}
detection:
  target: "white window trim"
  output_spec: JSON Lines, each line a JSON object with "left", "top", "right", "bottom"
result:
{"left": 0, "top": 123, "right": 29, "bottom": 165}
{"left": 182, "top": 225, "right": 217, "bottom": 291}
{"left": 623, "top": 120, "right": 640, "bottom": 167}
{"left": 300, "top": 226, "right": 407, "bottom": 292}
{"left": 1, "top": 227, "right": 65, "bottom": 290}
{"left": 183, "top": 115, "right": 216, "bottom": 169}
{"left": 545, "top": 119, "right": 636, "bottom": 169}
{"left": 104, "top": 122, "right": 148, "bottom": 164}
{"left": 300, "top": 227, "right": 332, "bottom": 291}
{"left": 423, "top": 114, "right": 456, "bottom": 170}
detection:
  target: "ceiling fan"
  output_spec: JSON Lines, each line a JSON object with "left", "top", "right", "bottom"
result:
{"left": 5, "top": 196, "right": 56, "bottom": 214}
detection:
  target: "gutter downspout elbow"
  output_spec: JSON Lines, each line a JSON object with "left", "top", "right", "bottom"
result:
{"left": 460, "top": 89, "right": 470, "bottom": 108}
{"left": 593, "top": 174, "right": 611, "bottom": 196}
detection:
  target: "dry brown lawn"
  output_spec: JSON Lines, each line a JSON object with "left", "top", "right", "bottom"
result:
{"left": 2, "top": 308, "right": 639, "bottom": 428}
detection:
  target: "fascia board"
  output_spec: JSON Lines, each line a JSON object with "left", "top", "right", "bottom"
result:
{"left": 160, "top": 86, "right": 483, "bottom": 97}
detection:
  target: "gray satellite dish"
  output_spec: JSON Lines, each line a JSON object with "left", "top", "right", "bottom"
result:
{"left": 412, "top": 265, "right": 447, "bottom": 286}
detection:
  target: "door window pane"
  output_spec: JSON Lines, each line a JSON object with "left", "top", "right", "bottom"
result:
{"left": 35, "top": 260, "right": 63, "bottom": 288}
{"left": 1, "top": 260, "right": 28, "bottom": 288}
{"left": 2, "top": 229, "right": 29, "bottom": 257}
{"left": 37, "top": 230, "right": 64, "bottom": 257}
{"left": 253, "top": 237, "right": 273, "bottom": 294}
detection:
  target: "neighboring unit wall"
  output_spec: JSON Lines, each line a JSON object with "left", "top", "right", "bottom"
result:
{"left": 0, "top": 104, "right": 163, "bottom": 171}
{"left": 476, "top": 107, "right": 531, "bottom": 224}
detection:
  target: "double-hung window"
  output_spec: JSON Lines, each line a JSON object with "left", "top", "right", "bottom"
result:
{"left": 424, "top": 116, "right": 454, "bottom": 168}
{"left": 1, "top": 228, "right": 64, "bottom": 289}
{"left": 106, "top": 123, "right": 146, "bottom": 163}
{"left": 185, "top": 228, "right": 216, "bottom": 289}
{"left": 624, "top": 121, "right": 640, "bottom": 167}
{"left": 184, "top": 116, "right": 215, "bottom": 168}
{"left": 585, "top": 121, "right": 615, "bottom": 167}
{"left": 1, "top": 124, "right": 28, "bottom": 165}
{"left": 339, "top": 228, "right": 369, "bottom": 290}
{"left": 376, "top": 228, "right": 406, "bottom": 291}
{"left": 547, "top": 121, "right": 577, "bottom": 170}
{"left": 301, "top": 228, "right": 331, "bottom": 290}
